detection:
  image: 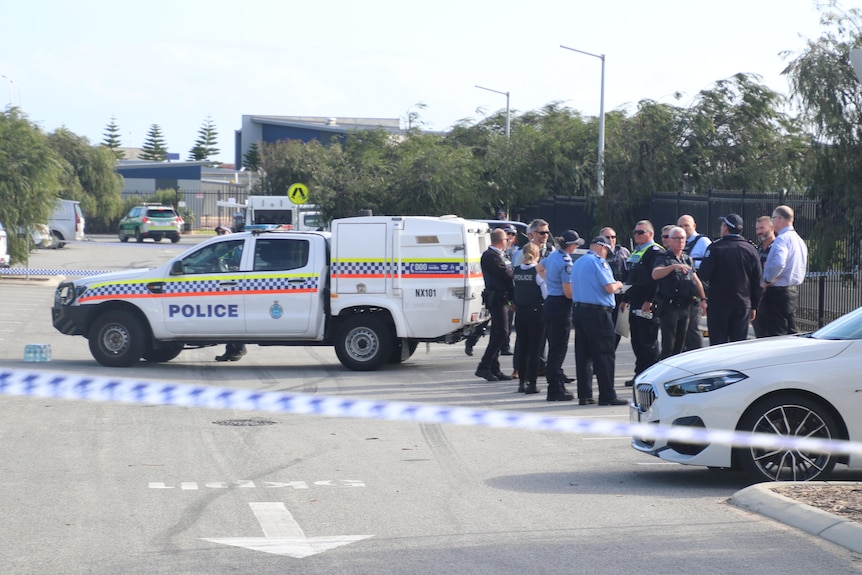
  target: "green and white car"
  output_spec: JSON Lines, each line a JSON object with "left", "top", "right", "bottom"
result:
{"left": 118, "top": 204, "right": 183, "bottom": 243}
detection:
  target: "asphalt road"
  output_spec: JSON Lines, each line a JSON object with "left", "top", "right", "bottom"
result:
{"left": 1, "top": 238, "right": 861, "bottom": 574}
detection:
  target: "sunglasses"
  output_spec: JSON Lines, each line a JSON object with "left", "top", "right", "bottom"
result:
{"left": 633, "top": 230, "right": 648, "bottom": 235}
{"left": 604, "top": 235, "right": 616, "bottom": 239}
{"left": 661, "top": 235, "right": 669, "bottom": 239}
{"left": 536, "top": 231, "right": 550, "bottom": 235}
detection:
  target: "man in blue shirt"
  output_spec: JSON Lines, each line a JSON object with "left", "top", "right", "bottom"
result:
{"left": 571, "top": 236, "right": 626, "bottom": 406}
{"left": 540, "top": 229, "right": 584, "bottom": 401}
{"left": 760, "top": 205, "right": 808, "bottom": 336}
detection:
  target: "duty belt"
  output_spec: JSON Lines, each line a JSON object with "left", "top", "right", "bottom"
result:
{"left": 573, "top": 302, "right": 613, "bottom": 312}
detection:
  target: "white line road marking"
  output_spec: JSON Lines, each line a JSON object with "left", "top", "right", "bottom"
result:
{"left": 201, "top": 502, "right": 373, "bottom": 558}
{"left": 635, "top": 462, "right": 682, "bottom": 466}
{"left": 148, "top": 480, "right": 365, "bottom": 490}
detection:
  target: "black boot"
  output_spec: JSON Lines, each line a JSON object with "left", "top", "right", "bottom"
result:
{"left": 525, "top": 382, "right": 539, "bottom": 394}
{"left": 517, "top": 381, "right": 526, "bottom": 393}
{"left": 546, "top": 382, "right": 574, "bottom": 402}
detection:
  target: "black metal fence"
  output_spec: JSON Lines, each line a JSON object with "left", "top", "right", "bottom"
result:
{"left": 518, "top": 191, "right": 861, "bottom": 330}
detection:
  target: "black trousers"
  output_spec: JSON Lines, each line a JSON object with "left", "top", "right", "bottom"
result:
{"left": 544, "top": 296, "right": 572, "bottom": 385}
{"left": 758, "top": 286, "right": 799, "bottom": 337}
{"left": 477, "top": 300, "right": 510, "bottom": 374}
{"left": 630, "top": 310, "right": 659, "bottom": 375}
{"left": 573, "top": 306, "right": 617, "bottom": 402}
{"left": 707, "top": 307, "right": 750, "bottom": 345}
{"left": 659, "top": 303, "right": 691, "bottom": 359}
{"left": 683, "top": 301, "right": 704, "bottom": 351}
{"left": 514, "top": 304, "right": 545, "bottom": 384}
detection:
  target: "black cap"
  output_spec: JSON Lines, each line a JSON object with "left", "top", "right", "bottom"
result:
{"left": 562, "top": 230, "right": 585, "bottom": 246}
{"left": 591, "top": 236, "right": 613, "bottom": 250}
{"left": 720, "top": 213, "right": 743, "bottom": 231}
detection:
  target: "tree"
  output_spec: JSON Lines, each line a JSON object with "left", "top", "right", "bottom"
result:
{"left": 139, "top": 124, "right": 168, "bottom": 161}
{"left": 783, "top": 4, "right": 862, "bottom": 269}
{"left": 0, "top": 108, "right": 64, "bottom": 263}
{"left": 242, "top": 142, "right": 261, "bottom": 171}
{"left": 48, "top": 128, "right": 125, "bottom": 231}
{"left": 188, "top": 117, "right": 219, "bottom": 162}
{"left": 101, "top": 116, "right": 124, "bottom": 159}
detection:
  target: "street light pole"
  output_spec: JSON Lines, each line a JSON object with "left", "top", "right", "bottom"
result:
{"left": 560, "top": 45, "right": 605, "bottom": 196}
{"left": 475, "top": 84, "right": 510, "bottom": 138}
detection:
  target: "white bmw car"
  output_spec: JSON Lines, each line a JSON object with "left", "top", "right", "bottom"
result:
{"left": 631, "top": 306, "right": 862, "bottom": 482}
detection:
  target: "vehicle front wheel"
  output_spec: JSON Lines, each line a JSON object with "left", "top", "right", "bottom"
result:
{"left": 142, "top": 341, "right": 184, "bottom": 363}
{"left": 119, "top": 229, "right": 128, "bottom": 242}
{"left": 88, "top": 311, "right": 147, "bottom": 367}
{"left": 737, "top": 393, "right": 840, "bottom": 482}
{"left": 334, "top": 315, "right": 393, "bottom": 371}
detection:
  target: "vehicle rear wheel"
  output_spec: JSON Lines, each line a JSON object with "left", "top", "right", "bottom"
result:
{"left": 135, "top": 228, "right": 144, "bottom": 243}
{"left": 88, "top": 311, "right": 147, "bottom": 367}
{"left": 335, "top": 315, "right": 393, "bottom": 371}
{"left": 142, "top": 341, "right": 184, "bottom": 363}
{"left": 170, "top": 235, "right": 181, "bottom": 243}
{"left": 51, "top": 230, "right": 66, "bottom": 249}
{"left": 388, "top": 339, "right": 419, "bottom": 363}
{"left": 737, "top": 394, "right": 839, "bottom": 482}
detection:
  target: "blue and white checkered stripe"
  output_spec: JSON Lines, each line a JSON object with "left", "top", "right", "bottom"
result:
{"left": 2, "top": 367, "right": 861, "bottom": 457}
{"left": 0, "top": 268, "right": 113, "bottom": 277}
{"left": 332, "top": 261, "right": 390, "bottom": 275}
{"left": 81, "top": 276, "right": 320, "bottom": 300}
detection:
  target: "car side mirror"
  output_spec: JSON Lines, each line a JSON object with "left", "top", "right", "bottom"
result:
{"left": 170, "top": 260, "right": 184, "bottom": 276}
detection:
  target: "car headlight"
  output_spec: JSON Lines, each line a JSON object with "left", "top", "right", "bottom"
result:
{"left": 663, "top": 370, "right": 748, "bottom": 396}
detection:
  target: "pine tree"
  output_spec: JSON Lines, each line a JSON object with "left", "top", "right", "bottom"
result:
{"left": 243, "top": 142, "right": 261, "bottom": 171}
{"left": 101, "top": 116, "right": 124, "bottom": 159}
{"left": 188, "top": 116, "right": 219, "bottom": 161}
{"left": 139, "top": 124, "right": 168, "bottom": 161}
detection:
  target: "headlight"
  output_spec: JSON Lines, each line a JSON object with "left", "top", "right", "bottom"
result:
{"left": 664, "top": 370, "right": 748, "bottom": 396}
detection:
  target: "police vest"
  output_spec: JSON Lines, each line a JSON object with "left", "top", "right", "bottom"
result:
{"left": 625, "top": 241, "right": 663, "bottom": 285}
{"left": 513, "top": 265, "right": 543, "bottom": 307}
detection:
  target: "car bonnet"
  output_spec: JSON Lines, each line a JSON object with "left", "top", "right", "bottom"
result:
{"left": 657, "top": 335, "right": 854, "bottom": 374}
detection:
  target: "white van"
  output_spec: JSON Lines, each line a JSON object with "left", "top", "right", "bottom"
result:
{"left": 0, "top": 220, "right": 9, "bottom": 267}
{"left": 49, "top": 200, "right": 85, "bottom": 248}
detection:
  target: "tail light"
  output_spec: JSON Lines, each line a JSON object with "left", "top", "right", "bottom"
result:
{"left": 142, "top": 217, "right": 150, "bottom": 224}
{"left": 75, "top": 211, "right": 81, "bottom": 232}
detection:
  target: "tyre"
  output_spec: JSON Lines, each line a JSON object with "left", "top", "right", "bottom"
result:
{"left": 88, "top": 311, "right": 147, "bottom": 367}
{"left": 142, "top": 341, "right": 184, "bottom": 363}
{"left": 334, "top": 315, "right": 393, "bottom": 371}
{"left": 51, "top": 230, "right": 66, "bottom": 249}
{"left": 119, "top": 228, "right": 128, "bottom": 242}
{"left": 388, "top": 339, "right": 419, "bottom": 364}
{"left": 135, "top": 228, "right": 144, "bottom": 243}
{"left": 737, "top": 394, "right": 839, "bottom": 482}
{"left": 170, "top": 234, "right": 181, "bottom": 243}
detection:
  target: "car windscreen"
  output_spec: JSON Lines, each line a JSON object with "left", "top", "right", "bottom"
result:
{"left": 811, "top": 306, "right": 862, "bottom": 340}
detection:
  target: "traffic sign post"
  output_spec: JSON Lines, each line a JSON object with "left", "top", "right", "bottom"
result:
{"left": 288, "top": 183, "right": 310, "bottom": 205}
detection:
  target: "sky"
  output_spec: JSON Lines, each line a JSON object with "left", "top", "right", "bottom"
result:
{"left": 0, "top": 0, "right": 830, "bottom": 165}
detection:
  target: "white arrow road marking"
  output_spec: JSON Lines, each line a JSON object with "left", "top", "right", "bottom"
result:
{"left": 201, "top": 502, "right": 373, "bottom": 558}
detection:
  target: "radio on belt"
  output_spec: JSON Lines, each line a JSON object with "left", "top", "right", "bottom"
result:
{"left": 51, "top": 215, "right": 491, "bottom": 371}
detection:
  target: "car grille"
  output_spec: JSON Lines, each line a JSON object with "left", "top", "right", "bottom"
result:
{"left": 634, "top": 383, "right": 656, "bottom": 410}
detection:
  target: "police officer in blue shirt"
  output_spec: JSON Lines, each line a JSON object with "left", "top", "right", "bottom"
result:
{"left": 540, "top": 229, "right": 583, "bottom": 401}
{"left": 571, "top": 236, "right": 627, "bottom": 406}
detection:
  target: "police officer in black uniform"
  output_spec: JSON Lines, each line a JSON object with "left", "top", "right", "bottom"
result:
{"left": 698, "top": 214, "right": 763, "bottom": 345}
{"left": 475, "top": 228, "right": 515, "bottom": 382}
{"left": 623, "top": 220, "right": 664, "bottom": 385}
{"left": 652, "top": 226, "right": 707, "bottom": 358}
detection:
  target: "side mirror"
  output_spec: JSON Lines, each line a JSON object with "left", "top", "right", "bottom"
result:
{"left": 171, "top": 260, "right": 184, "bottom": 276}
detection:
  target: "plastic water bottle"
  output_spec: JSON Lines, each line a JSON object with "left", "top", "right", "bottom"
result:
{"left": 24, "top": 344, "right": 51, "bottom": 362}
{"left": 633, "top": 309, "right": 654, "bottom": 320}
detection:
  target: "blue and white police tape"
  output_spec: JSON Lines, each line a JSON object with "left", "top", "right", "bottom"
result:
{"left": 2, "top": 367, "right": 861, "bottom": 457}
{"left": 0, "top": 267, "right": 113, "bottom": 277}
